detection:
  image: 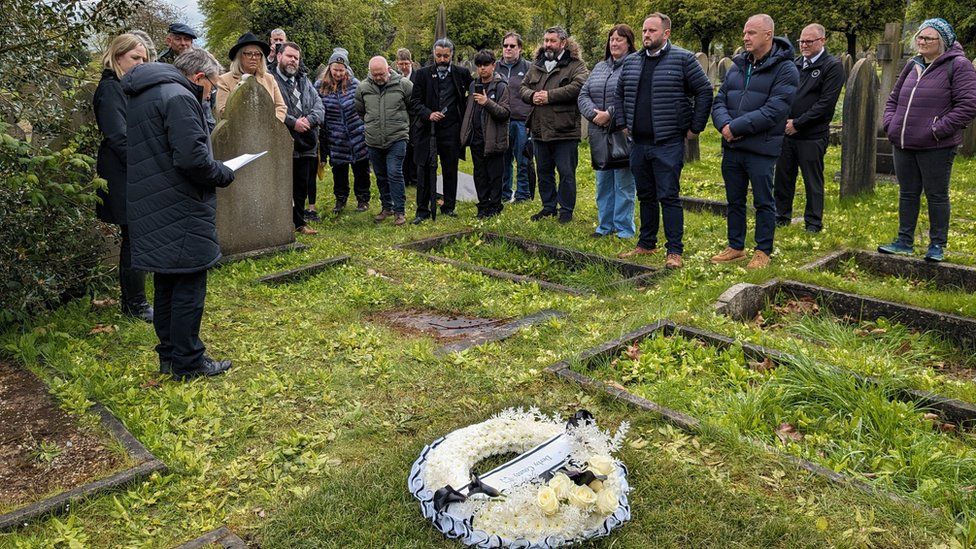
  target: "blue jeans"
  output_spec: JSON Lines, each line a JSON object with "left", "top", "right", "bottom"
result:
{"left": 594, "top": 168, "right": 636, "bottom": 238}
{"left": 630, "top": 141, "right": 685, "bottom": 254}
{"left": 535, "top": 139, "right": 578, "bottom": 215}
{"left": 504, "top": 120, "right": 530, "bottom": 200}
{"left": 368, "top": 140, "right": 407, "bottom": 214}
{"left": 722, "top": 148, "right": 777, "bottom": 254}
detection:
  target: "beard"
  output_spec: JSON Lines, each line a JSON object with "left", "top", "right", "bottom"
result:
{"left": 282, "top": 64, "right": 298, "bottom": 76}
{"left": 544, "top": 47, "right": 561, "bottom": 60}
{"left": 644, "top": 38, "right": 664, "bottom": 51}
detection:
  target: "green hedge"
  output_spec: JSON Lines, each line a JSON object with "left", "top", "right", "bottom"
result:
{"left": 0, "top": 127, "right": 107, "bottom": 328}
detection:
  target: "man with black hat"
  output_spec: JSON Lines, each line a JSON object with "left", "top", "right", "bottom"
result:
{"left": 215, "top": 33, "right": 287, "bottom": 122}
{"left": 158, "top": 23, "right": 197, "bottom": 64}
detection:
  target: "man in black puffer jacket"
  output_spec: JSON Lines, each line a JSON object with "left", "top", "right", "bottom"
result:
{"left": 615, "top": 13, "right": 713, "bottom": 269}
{"left": 711, "top": 14, "right": 798, "bottom": 269}
{"left": 123, "top": 50, "right": 236, "bottom": 381}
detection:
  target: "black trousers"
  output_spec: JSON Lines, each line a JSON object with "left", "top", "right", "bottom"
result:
{"left": 332, "top": 158, "right": 371, "bottom": 205}
{"left": 416, "top": 124, "right": 461, "bottom": 217}
{"left": 153, "top": 269, "right": 208, "bottom": 373}
{"left": 293, "top": 156, "right": 318, "bottom": 228}
{"left": 471, "top": 142, "right": 505, "bottom": 216}
{"left": 404, "top": 141, "right": 417, "bottom": 186}
{"left": 774, "top": 136, "right": 827, "bottom": 230}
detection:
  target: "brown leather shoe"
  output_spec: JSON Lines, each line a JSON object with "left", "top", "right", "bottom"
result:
{"left": 374, "top": 210, "right": 393, "bottom": 222}
{"left": 393, "top": 214, "right": 407, "bottom": 226}
{"left": 617, "top": 246, "right": 658, "bottom": 259}
{"left": 296, "top": 225, "right": 318, "bottom": 235}
{"left": 710, "top": 247, "right": 746, "bottom": 263}
{"left": 746, "top": 250, "right": 771, "bottom": 269}
{"left": 665, "top": 253, "right": 683, "bottom": 269}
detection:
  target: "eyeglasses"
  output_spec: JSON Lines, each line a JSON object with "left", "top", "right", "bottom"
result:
{"left": 916, "top": 36, "right": 941, "bottom": 43}
{"left": 797, "top": 38, "right": 823, "bottom": 45}
{"left": 503, "top": 44, "right": 519, "bottom": 49}
{"left": 205, "top": 75, "right": 216, "bottom": 88}
{"left": 241, "top": 51, "right": 263, "bottom": 58}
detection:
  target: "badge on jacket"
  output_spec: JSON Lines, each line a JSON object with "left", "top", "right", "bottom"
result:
{"left": 812, "top": 69, "right": 821, "bottom": 78}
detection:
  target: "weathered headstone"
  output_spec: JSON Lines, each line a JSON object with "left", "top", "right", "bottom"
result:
{"left": 707, "top": 60, "right": 719, "bottom": 87}
{"left": 733, "top": 47, "right": 744, "bottom": 57}
{"left": 841, "top": 58, "right": 879, "bottom": 197}
{"left": 211, "top": 77, "right": 297, "bottom": 258}
{"left": 840, "top": 53, "right": 853, "bottom": 81}
{"left": 717, "top": 57, "right": 734, "bottom": 83}
{"left": 961, "top": 58, "right": 976, "bottom": 157}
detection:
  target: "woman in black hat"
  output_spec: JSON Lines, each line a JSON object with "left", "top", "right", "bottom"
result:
{"left": 215, "top": 32, "right": 287, "bottom": 122}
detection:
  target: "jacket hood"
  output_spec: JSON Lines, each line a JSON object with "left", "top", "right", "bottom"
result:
{"left": 734, "top": 36, "right": 795, "bottom": 71}
{"left": 122, "top": 62, "right": 199, "bottom": 98}
{"left": 533, "top": 38, "right": 583, "bottom": 64}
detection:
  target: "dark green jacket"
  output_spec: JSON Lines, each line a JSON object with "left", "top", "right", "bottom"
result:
{"left": 354, "top": 72, "right": 413, "bottom": 149}
{"left": 519, "top": 40, "right": 588, "bottom": 142}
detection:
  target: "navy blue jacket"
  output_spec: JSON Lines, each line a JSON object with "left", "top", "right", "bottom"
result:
{"left": 712, "top": 37, "right": 799, "bottom": 156}
{"left": 122, "top": 63, "right": 234, "bottom": 274}
{"left": 93, "top": 69, "right": 128, "bottom": 225}
{"left": 614, "top": 43, "right": 713, "bottom": 142}
{"left": 318, "top": 75, "right": 369, "bottom": 166}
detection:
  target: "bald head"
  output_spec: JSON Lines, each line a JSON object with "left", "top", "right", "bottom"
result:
{"left": 799, "top": 23, "right": 826, "bottom": 57}
{"left": 368, "top": 56, "right": 390, "bottom": 85}
{"left": 743, "top": 14, "right": 775, "bottom": 58}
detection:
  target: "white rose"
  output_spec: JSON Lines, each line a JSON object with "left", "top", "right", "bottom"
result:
{"left": 536, "top": 485, "right": 560, "bottom": 515}
{"left": 587, "top": 455, "right": 615, "bottom": 477}
{"left": 596, "top": 487, "right": 619, "bottom": 514}
{"left": 548, "top": 472, "right": 573, "bottom": 500}
{"left": 568, "top": 484, "right": 598, "bottom": 508}
{"left": 588, "top": 479, "right": 604, "bottom": 492}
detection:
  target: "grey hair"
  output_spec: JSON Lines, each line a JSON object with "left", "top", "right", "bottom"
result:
{"left": 270, "top": 28, "right": 286, "bottom": 37}
{"left": 544, "top": 26, "right": 569, "bottom": 40}
{"left": 748, "top": 13, "right": 775, "bottom": 34}
{"left": 173, "top": 48, "right": 224, "bottom": 78}
{"left": 804, "top": 23, "right": 826, "bottom": 38}
{"left": 432, "top": 38, "right": 455, "bottom": 53}
{"left": 128, "top": 29, "right": 157, "bottom": 61}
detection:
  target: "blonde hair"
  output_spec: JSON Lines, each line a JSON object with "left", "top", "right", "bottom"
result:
{"left": 229, "top": 49, "right": 268, "bottom": 77}
{"left": 102, "top": 33, "right": 148, "bottom": 78}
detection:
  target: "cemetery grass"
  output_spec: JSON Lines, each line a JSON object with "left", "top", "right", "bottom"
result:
{"left": 1, "top": 127, "right": 974, "bottom": 547}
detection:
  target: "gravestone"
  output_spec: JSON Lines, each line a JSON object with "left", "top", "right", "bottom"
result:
{"left": 707, "top": 60, "right": 719, "bottom": 87}
{"left": 962, "top": 58, "right": 976, "bottom": 157}
{"left": 717, "top": 57, "right": 734, "bottom": 83}
{"left": 840, "top": 53, "right": 853, "bottom": 81}
{"left": 840, "top": 58, "right": 879, "bottom": 197}
{"left": 211, "top": 77, "right": 297, "bottom": 258}
{"left": 733, "top": 47, "right": 744, "bottom": 57}
{"left": 684, "top": 53, "right": 709, "bottom": 162}
{"left": 874, "top": 22, "right": 906, "bottom": 174}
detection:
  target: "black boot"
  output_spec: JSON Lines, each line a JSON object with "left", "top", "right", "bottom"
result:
{"left": 120, "top": 266, "right": 153, "bottom": 322}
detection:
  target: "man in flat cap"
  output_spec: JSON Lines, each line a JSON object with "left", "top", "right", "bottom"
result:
{"left": 159, "top": 23, "right": 197, "bottom": 64}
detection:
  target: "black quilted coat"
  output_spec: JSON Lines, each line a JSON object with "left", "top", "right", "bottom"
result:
{"left": 121, "top": 63, "right": 234, "bottom": 273}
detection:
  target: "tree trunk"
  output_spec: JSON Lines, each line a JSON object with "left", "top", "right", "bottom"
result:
{"left": 700, "top": 36, "right": 711, "bottom": 56}
{"left": 846, "top": 32, "right": 857, "bottom": 57}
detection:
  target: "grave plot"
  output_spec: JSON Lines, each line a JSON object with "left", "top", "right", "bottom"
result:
{"left": 715, "top": 279, "right": 976, "bottom": 352}
{"left": 367, "top": 308, "right": 562, "bottom": 355}
{"left": 395, "top": 230, "right": 660, "bottom": 294}
{"left": 216, "top": 242, "right": 308, "bottom": 266}
{"left": 802, "top": 249, "right": 976, "bottom": 293}
{"left": 255, "top": 255, "right": 350, "bottom": 285}
{"left": 547, "top": 321, "right": 976, "bottom": 516}
{"left": 0, "top": 361, "right": 166, "bottom": 530}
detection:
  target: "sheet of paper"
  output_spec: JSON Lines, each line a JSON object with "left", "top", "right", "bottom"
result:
{"left": 223, "top": 151, "right": 268, "bottom": 172}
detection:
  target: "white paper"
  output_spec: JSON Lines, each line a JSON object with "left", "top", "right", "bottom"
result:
{"left": 468, "top": 433, "right": 572, "bottom": 495}
{"left": 223, "top": 151, "right": 267, "bottom": 172}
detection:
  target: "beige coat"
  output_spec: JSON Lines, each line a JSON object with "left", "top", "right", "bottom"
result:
{"left": 215, "top": 71, "right": 287, "bottom": 123}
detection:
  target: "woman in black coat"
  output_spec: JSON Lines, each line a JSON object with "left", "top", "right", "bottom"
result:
{"left": 94, "top": 34, "right": 152, "bottom": 321}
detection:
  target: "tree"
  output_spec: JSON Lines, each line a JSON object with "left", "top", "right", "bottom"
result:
{"left": 116, "top": 0, "right": 186, "bottom": 57}
{"left": 907, "top": 0, "right": 976, "bottom": 57}
{"left": 657, "top": 0, "right": 753, "bottom": 55}
{"left": 812, "top": 0, "right": 905, "bottom": 56}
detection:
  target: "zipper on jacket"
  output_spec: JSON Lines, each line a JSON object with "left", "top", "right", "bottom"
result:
{"left": 900, "top": 64, "right": 929, "bottom": 149}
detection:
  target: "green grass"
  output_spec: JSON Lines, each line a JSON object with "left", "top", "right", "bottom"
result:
{"left": 1, "top": 124, "right": 974, "bottom": 547}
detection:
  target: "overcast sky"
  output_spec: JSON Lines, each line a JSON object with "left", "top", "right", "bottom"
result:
{"left": 169, "top": 0, "right": 205, "bottom": 38}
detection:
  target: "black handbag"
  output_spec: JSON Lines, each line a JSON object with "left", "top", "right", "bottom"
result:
{"left": 590, "top": 124, "right": 631, "bottom": 170}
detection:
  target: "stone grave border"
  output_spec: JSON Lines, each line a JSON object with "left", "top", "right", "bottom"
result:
{"left": 545, "top": 319, "right": 908, "bottom": 504}
{"left": 255, "top": 255, "right": 351, "bottom": 285}
{"left": 801, "top": 249, "right": 976, "bottom": 293}
{"left": 175, "top": 526, "right": 247, "bottom": 548}
{"left": 0, "top": 402, "right": 167, "bottom": 531}
{"left": 394, "top": 230, "right": 661, "bottom": 295}
{"left": 435, "top": 309, "right": 565, "bottom": 356}
{"left": 714, "top": 279, "right": 976, "bottom": 351}
{"left": 217, "top": 242, "right": 308, "bottom": 266}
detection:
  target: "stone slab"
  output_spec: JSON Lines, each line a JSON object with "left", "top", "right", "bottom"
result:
{"left": 395, "top": 230, "right": 662, "bottom": 295}
{"left": 801, "top": 249, "right": 976, "bottom": 292}
{"left": 217, "top": 242, "right": 308, "bottom": 266}
{"left": 175, "top": 526, "right": 247, "bottom": 549}
{"left": 841, "top": 58, "right": 879, "bottom": 196}
{"left": 0, "top": 403, "right": 167, "bottom": 531}
{"left": 436, "top": 309, "right": 565, "bottom": 355}
{"left": 546, "top": 320, "right": 908, "bottom": 503}
{"left": 436, "top": 171, "right": 477, "bottom": 202}
{"left": 715, "top": 279, "right": 976, "bottom": 350}
{"left": 256, "top": 255, "right": 350, "bottom": 285}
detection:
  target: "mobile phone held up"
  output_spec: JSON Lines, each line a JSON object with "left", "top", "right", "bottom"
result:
{"left": 474, "top": 83, "right": 485, "bottom": 95}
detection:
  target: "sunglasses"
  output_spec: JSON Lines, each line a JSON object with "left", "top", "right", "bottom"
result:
{"left": 503, "top": 44, "right": 519, "bottom": 49}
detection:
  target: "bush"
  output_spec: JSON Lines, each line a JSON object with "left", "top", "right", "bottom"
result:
{"left": 0, "top": 126, "right": 108, "bottom": 328}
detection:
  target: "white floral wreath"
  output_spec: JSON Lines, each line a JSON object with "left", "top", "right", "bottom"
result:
{"left": 408, "top": 408, "right": 631, "bottom": 548}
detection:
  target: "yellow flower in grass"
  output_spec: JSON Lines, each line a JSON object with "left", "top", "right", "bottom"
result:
{"left": 548, "top": 472, "right": 573, "bottom": 499}
{"left": 596, "top": 487, "right": 619, "bottom": 514}
{"left": 536, "top": 485, "right": 560, "bottom": 515}
{"left": 587, "top": 455, "right": 615, "bottom": 477}
{"left": 568, "top": 484, "right": 598, "bottom": 508}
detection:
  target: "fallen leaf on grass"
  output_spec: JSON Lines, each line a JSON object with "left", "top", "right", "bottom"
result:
{"left": 751, "top": 312, "right": 765, "bottom": 327}
{"left": 624, "top": 344, "right": 640, "bottom": 361}
{"left": 923, "top": 413, "right": 940, "bottom": 422}
{"left": 609, "top": 358, "right": 619, "bottom": 368}
{"left": 254, "top": 507, "right": 266, "bottom": 518}
{"left": 772, "top": 297, "right": 820, "bottom": 316}
{"left": 89, "top": 324, "right": 117, "bottom": 335}
{"left": 869, "top": 328, "right": 887, "bottom": 335}
{"left": 940, "top": 423, "right": 958, "bottom": 433}
{"left": 140, "top": 379, "right": 162, "bottom": 389}
{"left": 628, "top": 437, "right": 649, "bottom": 449}
{"left": 815, "top": 517, "right": 829, "bottom": 531}
{"left": 776, "top": 422, "right": 804, "bottom": 444}
{"left": 92, "top": 298, "right": 118, "bottom": 308}
{"left": 748, "top": 357, "right": 776, "bottom": 372}
{"left": 605, "top": 380, "right": 628, "bottom": 392}
{"left": 895, "top": 341, "right": 913, "bottom": 355}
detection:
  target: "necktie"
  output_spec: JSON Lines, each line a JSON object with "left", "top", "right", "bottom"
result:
{"left": 803, "top": 58, "right": 810, "bottom": 70}
{"left": 290, "top": 78, "right": 301, "bottom": 105}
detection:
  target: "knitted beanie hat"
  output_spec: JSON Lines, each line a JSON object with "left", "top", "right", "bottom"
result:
{"left": 918, "top": 18, "right": 956, "bottom": 50}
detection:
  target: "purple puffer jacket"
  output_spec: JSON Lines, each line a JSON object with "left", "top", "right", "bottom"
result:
{"left": 884, "top": 42, "right": 976, "bottom": 150}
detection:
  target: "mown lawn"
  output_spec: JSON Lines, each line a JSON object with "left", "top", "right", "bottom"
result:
{"left": 2, "top": 126, "right": 975, "bottom": 547}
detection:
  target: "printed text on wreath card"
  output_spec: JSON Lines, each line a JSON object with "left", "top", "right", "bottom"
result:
{"left": 480, "top": 436, "right": 572, "bottom": 493}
